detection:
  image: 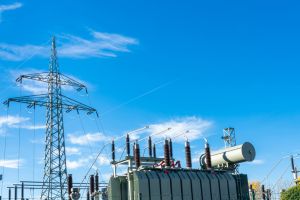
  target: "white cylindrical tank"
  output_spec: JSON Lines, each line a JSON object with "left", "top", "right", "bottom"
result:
{"left": 203, "top": 142, "right": 256, "bottom": 167}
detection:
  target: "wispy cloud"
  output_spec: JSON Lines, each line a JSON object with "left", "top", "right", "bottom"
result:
{"left": 248, "top": 159, "right": 265, "bottom": 165}
{"left": 98, "top": 154, "right": 110, "bottom": 165}
{"left": 0, "top": 159, "right": 23, "bottom": 169}
{"left": 192, "top": 150, "right": 204, "bottom": 164}
{"left": 0, "top": 2, "right": 22, "bottom": 12}
{"left": 0, "top": 30, "right": 138, "bottom": 61}
{"left": 68, "top": 132, "right": 111, "bottom": 145}
{"left": 65, "top": 147, "right": 81, "bottom": 155}
{"left": 20, "top": 124, "right": 46, "bottom": 130}
{"left": 0, "top": 115, "right": 28, "bottom": 128}
{"left": 66, "top": 158, "right": 89, "bottom": 169}
{"left": 0, "top": 2, "right": 22, "bottom": 23}
{"left": 67, "top": 154, "right": 110, "bottom": 169}
{"left": 143, "top": 116, "right": 212, "bottom": 142}
{"left": 0, "top": 115, "right": 45, "bottom": 135}
{"left": 20, "top": 80, "right": 48, "bottom": 94}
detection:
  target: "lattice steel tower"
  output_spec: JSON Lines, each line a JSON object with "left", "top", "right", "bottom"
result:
{"left": 5, "top": 37, "right": 97, "bottom": 200}
{"left": 222, "top": 127, "right": 236, "bottom": 148}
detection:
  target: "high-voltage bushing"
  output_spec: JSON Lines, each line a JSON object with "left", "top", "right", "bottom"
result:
{"left": 153, "top": 144, "right": 157, "bottom": 158}
{"left": 148, "top": 136, "right": 152, "bottom": 157}
{"left": 185, "top": 140, "right": 192, "bottom": 169}
{"left": 67, "top": 174, "right": 73, "bottom": 200}
{"left": 169, "top": 138, "right": 173, "bottom": 159}
{"left": 132, "top": 142, "right": 136, "bottom": 159}
{"left": 164, "top": 139, "right": 171, "bottom": 167}
{"left": 95, "top": 172, "right": 99, "bottom": 192}
{"left": 261, "top": 184, "right": 266, "bottom": 200}
{"left": 204, "top": 141, "right": 212, "bottom": 169}
{"left": 201, "top": 142, "right": 256, "bottom": 168}
{"left": 90, "top": 175, "right": 95, "bottom": 200}
{"left": 134, "top": 142, "right": 141, "bottom": 168}
{"left": 291, "top": 155, "right": 299, "bottom": 184}
{"left": 111, "top": 140, "right": 115, "bottom": 162}
{"left": 126, "top": 134, "right": 130, "bottom": 156}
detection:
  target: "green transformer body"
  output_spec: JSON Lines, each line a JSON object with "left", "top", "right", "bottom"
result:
{"left": 107, "top": 169, "right": 250, "bottom": 200}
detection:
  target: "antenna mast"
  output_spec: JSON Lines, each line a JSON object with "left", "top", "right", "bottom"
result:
{"left": 4, "top": 37, "right": 97, "bottom": 200}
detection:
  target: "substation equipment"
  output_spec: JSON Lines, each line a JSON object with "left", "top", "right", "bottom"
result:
{"left": 106, "top": 130, "right": 256, "bottom": 200}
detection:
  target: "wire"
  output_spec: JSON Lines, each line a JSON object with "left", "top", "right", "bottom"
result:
{"left": 153, "top": 130, "right": 190, "bottom": 145}
{"left": 1, "top": 108, "right": 9, "bottom": 197}
{"left": 17, "top": 82, "right": 23, "bottom": 182}
{"left": 101, "top": 80, "right": 174, "bottom": 116}
{"left": 260, "top": 154, "right": 299, "bottom": 184}
{"left": 138, "top": 128, "right": 172, "bottom": 142}
{"left": 77, "top": 111, "right": 107, "bottom": 183}
{"left": 271, "top": 164, "right": 290, "bottom": 192}
{"left": 80, "top": 86, "right": 169, "bottom": 185}
{"left": 79, "top": 143, "right": 110, "bottom": 187}
{"left": 0, "top": 39, "right": 51, "bottom": 97}
{"left": 32, "top": 105, "right": 36, "bottom": 200}
{"left": 77, "top": 112, "right": 94, "bottom": 154}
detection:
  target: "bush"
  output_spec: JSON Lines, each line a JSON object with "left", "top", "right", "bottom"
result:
{"left": 281, "top": 185, "right": 300, "bottom": 200}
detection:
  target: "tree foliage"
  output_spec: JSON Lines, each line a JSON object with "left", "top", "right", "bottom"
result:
{"left": 281, "top": 185, "right": 300, "bottom": 200}
{"left": 249, "top": 181, "right": 262, "bottom": 199}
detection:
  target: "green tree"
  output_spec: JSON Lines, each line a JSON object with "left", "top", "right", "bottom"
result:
{"left": 249, "top": 181, "right": 262, "bottom": 199}
{"left": 281, "top": 185, "right": 300, "bottom": 200}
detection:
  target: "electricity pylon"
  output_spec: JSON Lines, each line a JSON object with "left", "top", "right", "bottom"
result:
{"left": 4, "top": 37, "right": 98, "bottom": 200}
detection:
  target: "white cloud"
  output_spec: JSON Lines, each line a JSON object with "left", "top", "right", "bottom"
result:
{"left": 65, "top": 147, "right": 81, "bottom": 155}
{"left": 146, "top": 116, "right": 212, "bottom": 142}
{"left": 0, "top": 44, "right": 47, "bottom": 61}
{"left": 9, "top": 69, "right": 47, "bottom": 94}
{"left": 67, "top": 154, "right": 110, "bottom": 169}
{"left": 68, "top": 132, "right": 111, "bottom": 145}
{"left": 101, "top": 173, "right": 113, "bottom": 182}
{"left": 0, "top": 2, "right": 22, "bottom": 23}
{"left": 98, "top": 155, "right": 110, "bottom": 165}
{"left": 20, "top": 124, "right": 46, "bottom": 130}
{"left": 67, "top": 158, "right": 89, "bottom": 169}
{"left": 0, "top": 159, "right": 22, "bottom": 169}
{"left": 0, "top": 115, "right": 28, "bottom": 128}
{"left": 0, "top": 2, "right": 22, "bottom": 12}
{"left": 20, "top": 80, "right": 48, "bottom": 94}
{"left": 0, "top": 115, "right": 45, "bottom": 135}
{"left": 249, "top": 159, "right": 265, "bottom": 165}
{"left": 0, "top": 30, "right": 138, "bottom": 61}
{"left": 192, "top": 150, "right": 204, "bottom": 164}
{"left": 30, "top": 138, "right": 44, "bottom": 144}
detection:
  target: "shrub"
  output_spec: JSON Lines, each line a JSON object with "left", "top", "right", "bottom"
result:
{"left": 281, "top": 185, "right": 300, "bottom": 200}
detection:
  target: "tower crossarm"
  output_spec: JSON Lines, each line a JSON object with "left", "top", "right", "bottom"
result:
{"left": 60, "top": 95, "right": 98, "bottom": 115}
{"left": 4, "top": 94, "right": 98, "bottom": 116}
{"left": 16, "top": 72, "right": 88, "bottom": 92}
{"left": 4, "top": 94, "right": 49, "bottom": 108}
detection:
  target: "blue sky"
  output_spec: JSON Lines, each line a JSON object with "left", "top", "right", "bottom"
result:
{"left": 0, "top": 0, "right": 300, "bottom": 198}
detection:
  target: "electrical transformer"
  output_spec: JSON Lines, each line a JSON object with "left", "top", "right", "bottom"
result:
{"left": 106, "top": 135, "right": 255, "bottom": 200}
{"left": 107, "top": 169, "right": 250, "bottom": 200}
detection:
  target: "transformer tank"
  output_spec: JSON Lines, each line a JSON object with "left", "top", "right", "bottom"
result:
{"left": 202, "top": 142, "right": 256, "bottom": 168}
